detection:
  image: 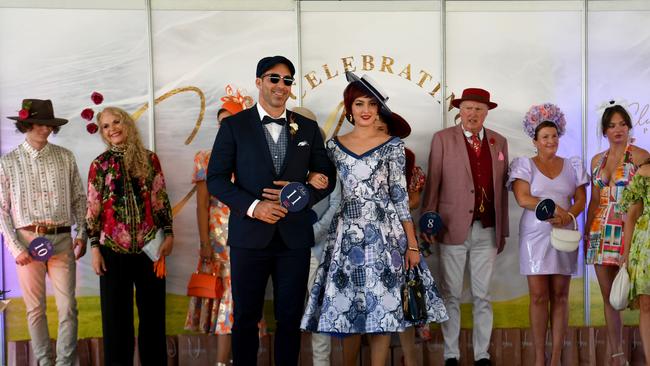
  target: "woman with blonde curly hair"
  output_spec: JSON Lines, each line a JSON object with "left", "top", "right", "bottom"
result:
{"left": 86, "top": 106, "right": 174, "bottom": 365}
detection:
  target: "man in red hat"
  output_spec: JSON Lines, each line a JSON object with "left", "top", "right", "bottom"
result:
{"left": 0, "top": 99, "right": 87, "bottom": 366}
{"left": 421, "top": 88, "right": 509, "bottom": 366}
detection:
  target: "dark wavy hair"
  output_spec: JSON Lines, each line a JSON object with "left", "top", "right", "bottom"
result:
{"left": 15, "top": 121, "right": 60, "bottom": 134}
{"left": 601, "top": 105, "right": 632, "bottom": 137}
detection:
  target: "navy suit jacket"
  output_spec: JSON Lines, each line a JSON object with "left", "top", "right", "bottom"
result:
{"left": 207, "top": 105, "right": 336, "bottom": 249}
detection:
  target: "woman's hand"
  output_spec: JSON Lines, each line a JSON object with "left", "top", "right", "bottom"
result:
{"left": 548, "top": 206, "right": 572, "bottom": 228}
{"left": 307, "top": 172, "right": 329, "bottom": 190}
{"left": 583, "top": 233, "right": 590, "bottom": 257}
{"left": 405, "top": 248, "right": 421, "bottom": 269}
{"left": 92, "top": 247, "right": 107, "bottom": 275}
{"left": 158, "top": 235, "right": 174, "bottom": 257}
{"left": 620, "top": 253, "right": 629, "bottom": 268}
{"left": 199, "top": 243, "right": 214, "bottom": 259}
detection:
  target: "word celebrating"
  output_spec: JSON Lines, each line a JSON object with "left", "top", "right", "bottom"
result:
{"left": 302, "top": 55, "right": 440, "bottom": 99}
{"left": 628, "top": 102, "right": 650, "bottom": 136}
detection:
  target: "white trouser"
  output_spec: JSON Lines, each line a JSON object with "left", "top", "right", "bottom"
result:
{"left": 307, "top": 252, "right": 331, "bottom": 366}
{"left": 439, "top": 221, "right": 497, "bottom": 361}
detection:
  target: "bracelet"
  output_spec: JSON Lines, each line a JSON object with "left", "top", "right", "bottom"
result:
{"left": 407, "top": 246, "right": 420, "bottom": 252}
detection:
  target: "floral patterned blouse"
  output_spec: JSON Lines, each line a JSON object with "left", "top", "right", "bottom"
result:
{"left": 86, "top": 147, "right": 173, "bottom": 253}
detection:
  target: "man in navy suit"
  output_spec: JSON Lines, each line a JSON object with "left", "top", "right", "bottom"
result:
{"left": 207, "top": 56, "right": 336, "bottom": 365}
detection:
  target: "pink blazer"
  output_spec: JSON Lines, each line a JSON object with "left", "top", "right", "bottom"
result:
{"left": 422, "top": 124, "right": 510, "bottom": 252}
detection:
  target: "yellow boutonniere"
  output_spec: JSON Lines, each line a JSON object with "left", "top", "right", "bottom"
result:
{"left": 289, "top": 115, "right": 299, "bottom": 137}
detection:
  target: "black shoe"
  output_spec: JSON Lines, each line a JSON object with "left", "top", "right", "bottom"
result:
{"left": 474, "top": 358, "right": 491, "bottom": 366}
{"left": 445, "top": 358, "right": 459, "bottom": 366}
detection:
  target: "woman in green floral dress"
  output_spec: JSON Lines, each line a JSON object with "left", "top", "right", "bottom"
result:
{"left": 622, "top": 159, "right": 650, "bottom": 360}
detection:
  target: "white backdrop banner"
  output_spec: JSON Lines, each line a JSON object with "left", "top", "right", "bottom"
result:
{"left": 2, "top": 2, "right": 650, "bottom": 336}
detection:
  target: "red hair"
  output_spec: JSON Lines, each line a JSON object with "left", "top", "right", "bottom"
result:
{"left": 343, "top": 81, "right": 374, "bottom": 121}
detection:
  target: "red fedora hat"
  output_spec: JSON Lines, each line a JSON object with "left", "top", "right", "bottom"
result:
{"left": 451, "top": 88, "right": 498, "bottom": 110}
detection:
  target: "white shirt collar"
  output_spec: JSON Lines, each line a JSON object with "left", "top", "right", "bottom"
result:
{"left": 461, "top": 124, "right": 484, "bottom": 140}
{"left": 21, "top": 140, "right": 50, "bottom": 158}
{"left": 256, "top": 103, "right": 287, "bottom": 122}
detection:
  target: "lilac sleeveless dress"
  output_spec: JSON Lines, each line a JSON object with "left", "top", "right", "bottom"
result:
{"left": 507, "top": 157, "right": 589, "bottom": 275}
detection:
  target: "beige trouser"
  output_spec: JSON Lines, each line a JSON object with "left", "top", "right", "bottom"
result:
{"left": 439, "top": 221, "right": 497, "bottom": 361}
{"left": 15, "top": 230, "right": 78, "bottom": 366}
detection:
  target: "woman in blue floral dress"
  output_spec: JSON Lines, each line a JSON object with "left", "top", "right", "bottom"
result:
{"left": 301, "top": 72, "right": 447, "bottom": 365}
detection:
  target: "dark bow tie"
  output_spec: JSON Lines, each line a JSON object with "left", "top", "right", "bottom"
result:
{"left": 262, "top": 116, "right": 286, "bottom": 126}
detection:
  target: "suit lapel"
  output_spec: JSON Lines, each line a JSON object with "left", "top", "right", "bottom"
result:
{"left": 485, "top": 129, "right": 500, "bottom": 188}
{"left": 454, "top": 125, "right": 473, "bottom": 180}
{"left": 248, "top": 106, "right": 276, "bottom": 175}
{"left": 278, "top": 110, "right": 297, "bottom": 177}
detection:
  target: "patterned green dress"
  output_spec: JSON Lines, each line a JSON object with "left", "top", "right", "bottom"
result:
{"left": 621, "top": 173, "right": 650, "bottom": 308}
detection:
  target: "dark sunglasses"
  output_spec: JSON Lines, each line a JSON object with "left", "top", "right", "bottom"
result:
{"left": 261, "top": 73, "right": 294, "bottom": 86}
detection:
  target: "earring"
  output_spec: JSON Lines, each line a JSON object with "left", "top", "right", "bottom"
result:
{"left": 348, "top": 114, "right": 354, "bottom": 123}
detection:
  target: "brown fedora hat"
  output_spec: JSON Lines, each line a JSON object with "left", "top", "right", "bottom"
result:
{"left": 7, "top": 99, "right": 68, "bottom": 126}
{"left": 451, "top": 88, "right": 498, "bottom": 110}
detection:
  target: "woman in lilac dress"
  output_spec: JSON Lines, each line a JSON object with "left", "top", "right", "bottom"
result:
{"left": 508, "top": 104, "right": 588, "bottom": 366}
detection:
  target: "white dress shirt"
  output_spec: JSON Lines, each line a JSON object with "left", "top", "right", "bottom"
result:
{"left": 0, "top": 141, "right": 87, "bottom": 258}
{"left": 247, "top": 104, "right": 288, "bottom": 217}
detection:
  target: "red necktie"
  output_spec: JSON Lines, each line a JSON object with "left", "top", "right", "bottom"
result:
{"left": 470, "top": 134, "right": 481, "bottom": 157}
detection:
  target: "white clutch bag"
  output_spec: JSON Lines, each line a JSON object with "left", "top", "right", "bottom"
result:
{"left": 142, "top": 229, "right": 165, "bottom": 262}
{"left": 610, "top": 263, "right": 630, "bottom": 311}
{"left": 550, "top": 213, "right": 581, "bottom": 252}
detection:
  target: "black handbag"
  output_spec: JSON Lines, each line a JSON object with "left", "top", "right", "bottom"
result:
{"left": 401, "top": 266, "right": 427, "bottom": 322}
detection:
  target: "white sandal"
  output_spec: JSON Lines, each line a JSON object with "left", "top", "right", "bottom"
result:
{"left": 611, "top": 352, "right": 629, "bottom": 366}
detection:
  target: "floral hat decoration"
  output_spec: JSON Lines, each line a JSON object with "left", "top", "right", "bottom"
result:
{"left": 596, "top": 98, "right": 629, "bottom": 117}
{"left": 522, "top": 103, "right": 567, "bottom": 138}
{"left": 220, "top": 85, "right": 254, "bottom": 115}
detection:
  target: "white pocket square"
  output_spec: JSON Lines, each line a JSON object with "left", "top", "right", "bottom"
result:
{"left": 298, "top": 141, "right": 309, "bottom": 147}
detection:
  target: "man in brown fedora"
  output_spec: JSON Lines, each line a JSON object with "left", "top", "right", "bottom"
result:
{"left": 0, "top": 99, "right": 87, "bottom": 366}
{"left": 421, "top": 88, "right": 509, "bottom": 366}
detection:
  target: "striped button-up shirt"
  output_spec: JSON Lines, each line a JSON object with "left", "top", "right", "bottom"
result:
{"left": 0, "top": 141, "right": 87, "bottom": 258}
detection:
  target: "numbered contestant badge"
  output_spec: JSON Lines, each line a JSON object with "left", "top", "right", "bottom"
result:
{"left": 535, "top": 198, "right": 556, "bottom": 221}
{"left": 280, "top": 182, "right": 310, "bottom": 212}
{"left": 419, "top": 211, "right": 443, "bottom": 236}
{"left": 29, "top": 237, "right": 54, "bottom": 261}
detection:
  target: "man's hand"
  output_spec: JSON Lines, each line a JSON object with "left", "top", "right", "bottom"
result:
{"left": 158, "top": 235, "right": 174, "bottom": 257}
{"left": 73, "top": 239, "right": 87, "bottom": 260}
{"left": 497, "top": 236, "right": 506, "bottom": 254}
{"left": 91, "top": 247, "right": 106, "bottom": 275}
{"left": 420, "top": 232, "right": 437, "bottom": 245}
{"left": 15, "top": 251, "right": 32, "bottom": 266}
{"left": 253, "top": 201, "right": 288, "bottom": 224}
{"left": 262, "top": 180, "right": 290, "bottom": 201}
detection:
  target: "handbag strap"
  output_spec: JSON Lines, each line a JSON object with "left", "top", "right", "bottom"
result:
{"left": 196, "top": 258, "right": 218, "bottom": 274}
{"left": 568, "top": 212, "right": 577, "bottom": 230}
{"left": 405, "top": 265, "right": 421, "bottom": 280}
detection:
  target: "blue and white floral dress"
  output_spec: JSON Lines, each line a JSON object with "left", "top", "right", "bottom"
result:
{"left": 301, "top": 137, "right": 448, "bottom": 334}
